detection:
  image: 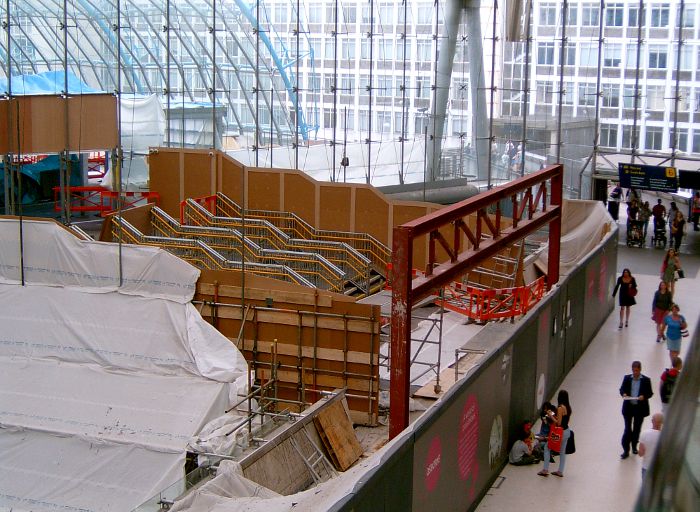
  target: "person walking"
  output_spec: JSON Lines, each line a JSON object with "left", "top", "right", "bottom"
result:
{"left": 659, "top": 357, "right": 682, "bottom": 413}
{"left": 692, "top": 191, "right": 700, "bottom": 231}
{"left": 668, "top": 201, "right": 679, "bottom": 241}
{"left": 619, "top": 361, "right": 653, "bottom": 459}
{"left": 652, "top": 199, "right": 666, "bottom": 233}
{"left": 639, "top": 413, "right": 663, "bottom": 480}
{"left": 663, "top": 304, "right": 687, "bottom": 365}
{"left": 537, "top": 390, "right": 572, "bottom": 478}
{"left": 670, "top": 210, "right": 685, "bottom": 252}
{"left": 651, "top": 281, "right": 673, "bottom": 343}
{"left": 612, "top": 268, "right": 638, "bottom": 329}
{"left": 660, "top": 249, "right": 682, "bottom": 296}
{"left": 639, "top": 201, "right": 652, "bottom": 240}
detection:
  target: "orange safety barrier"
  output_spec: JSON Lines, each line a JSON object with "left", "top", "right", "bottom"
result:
{"left": 87, "top": 152, "right": 107, "bottom": 179}
{"left": 436, "top": 276, "right": 546, "bottom": 322}
{"left": 180, "top": 194, "right": 217, "bottom": 224}
{"left": 384, "top": 263, "right": 545, "bottom": 322}
{"left": 53, "top": 186, "right": 160, "bottom": 216}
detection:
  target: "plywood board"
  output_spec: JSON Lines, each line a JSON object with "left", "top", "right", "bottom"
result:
{"left": 247, "top": 168, "right": 282, "bottom": 211}
{"left": 148, "top": 151, "right": 182, "bottom": 217}
{"left": 1, "top": 95, "right": 117, "bottom": 154}
{"left": 318, "top": 184, "right": 352, "bottom": 232}
{"left": 282, "top": 173, "right": 317, "bottom": 224}
{"left": 354, "top": 187, "right": 391, "bottom": 243}
{"left": 313, "top": 400, "right": 363, "bottom": 471}
{"left": 183, "top": 152, "right": 213, "bottom": 201}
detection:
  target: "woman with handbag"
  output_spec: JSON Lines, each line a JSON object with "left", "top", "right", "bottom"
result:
{"left": 538, "top": 390, "right": 572, "bottom": 478}
{"left": 612, "top": 269, "right": 638, "bottom": 329}
{"left": 663, "top": 304, "right": 688, "bottom": 365}
{"left": 660, "top": 249, "right": 682, "bottom": 296}
{"left": 651, "top": 281, "right": 673, "bottom": 343}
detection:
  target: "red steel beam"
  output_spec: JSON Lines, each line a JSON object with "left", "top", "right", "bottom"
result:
{"left": 388, "top": 165, "right": 563, "bottom": 439}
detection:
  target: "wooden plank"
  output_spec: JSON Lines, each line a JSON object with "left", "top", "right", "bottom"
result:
{"left": 199, "top": 306, "right": 380, "bottom": 334}
{"left": 198, "top": 282, "right": 334, "bottom": 307}
{"left": 237, "top": 338, "right": 379, "bottom": 366}
{"left": 313, "top": 400, "right": 364, "bottom": 471}
{"left": 256, "top": 368, "right": 378, "bottom": 393}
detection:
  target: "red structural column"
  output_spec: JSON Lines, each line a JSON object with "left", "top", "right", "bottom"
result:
{"left": 547, "top": 169, "right": 563, "bottom": 289}
{"left": 389, "top": 226, "right": 413, "bottom": 439}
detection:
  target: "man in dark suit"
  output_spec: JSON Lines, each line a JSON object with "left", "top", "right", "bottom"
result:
{"left": 619, "top": 360, "right": 654, "bottom": 459}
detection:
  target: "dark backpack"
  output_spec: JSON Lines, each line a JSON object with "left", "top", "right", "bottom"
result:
{"left": 660, "top": 370, "right": 677, "bottom": 404}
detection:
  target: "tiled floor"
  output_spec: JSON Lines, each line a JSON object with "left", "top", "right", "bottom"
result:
{"left": 477, "top": 209, "right": 700, "bottom": 512}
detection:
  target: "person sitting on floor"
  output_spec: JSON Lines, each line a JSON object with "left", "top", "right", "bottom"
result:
{"left": 509, "top": 426, "right": 540, "bottom": 466}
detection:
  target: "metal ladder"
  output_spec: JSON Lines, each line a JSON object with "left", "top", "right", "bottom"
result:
{"left": 289, "top": 427, "right": 337, "bottom": 484}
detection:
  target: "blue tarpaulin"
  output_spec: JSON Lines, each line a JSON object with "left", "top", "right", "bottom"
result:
{"left": 0, "top": 70, "right": 103, "bottom": 95}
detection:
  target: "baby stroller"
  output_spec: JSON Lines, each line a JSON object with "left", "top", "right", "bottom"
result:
{"left": 626, "top": 220, "right": 645, "bottom": 248}
{"left": 651, "top": 218, "right": 667, "bottom": 248}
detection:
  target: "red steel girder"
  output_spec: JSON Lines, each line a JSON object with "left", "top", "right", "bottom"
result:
{"left": 389, "top": 165, "right": 563, "bottom": 439}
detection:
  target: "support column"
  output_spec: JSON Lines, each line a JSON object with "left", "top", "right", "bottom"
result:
{"left": 466, "top": 1, "right": 489, "bottom": 181}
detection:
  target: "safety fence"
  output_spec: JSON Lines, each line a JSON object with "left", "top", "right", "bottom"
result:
{"left": 110, "top": 215, "right": 315, "bottom": 288}
{"left": 53, "top": 186, "right": 159, "bottom": 216}
{"left": 181, "top": 193, "right": 391, "bottom": 276}
{"left": 180, "top": 198, "right": 377, "bottom": 295}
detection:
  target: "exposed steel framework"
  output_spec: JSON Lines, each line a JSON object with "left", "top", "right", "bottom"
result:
{"left": 389, "top": 164, "right": 563, "bottom": 438}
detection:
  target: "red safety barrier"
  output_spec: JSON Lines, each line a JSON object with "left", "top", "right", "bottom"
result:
{"left": 436, "top": 276, "right": 546, "bottom": 322}
{"left": 53, "top": 186, "right": 160, "bottom": 216}
{"left": 180, "top": 194, "right": 218, "bottom": 224}
{"left": 87, "top": 152, "right": 107, "bottom": 179}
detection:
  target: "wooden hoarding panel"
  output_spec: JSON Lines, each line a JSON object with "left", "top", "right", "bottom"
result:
{"left": 354, "top": 187, "right": 390, "bottom": 243}
{"left": 318, "top": 185, "right": 352, "bottom": 232}
{"left": 1, "top": 95, "right": 117, "bottom": 154}
{"left": 247, "top": 168, "right": 282, "bottom": 211}
{"left": 220, "top": 155, "right": 245, "bottom": 204}
{"left": 183, "top": 151, "right": 213, "bottom": 201}
{"left": 149, "top": 151, "right": 182, "bottom": 217}
{"left": 283, "top": 172, "right": 316, "bottom": 225}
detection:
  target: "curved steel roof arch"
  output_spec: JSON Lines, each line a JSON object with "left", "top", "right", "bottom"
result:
{"left": 13, "top": 1, "right": 111, "bottom": 91}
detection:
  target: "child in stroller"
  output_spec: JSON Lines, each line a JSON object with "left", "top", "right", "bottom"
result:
{"left": 652, "top": 215, "right": 667, "bottom": 248}
{"left": 626, "top": 219, "right": 645, "bottom": 247}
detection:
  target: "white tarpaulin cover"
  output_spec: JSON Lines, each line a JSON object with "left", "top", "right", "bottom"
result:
{"left": 0, "top": 218, "right": 248, "bottom": 511}
{"left": 536, "top": 200, "right": 614, "bottom": 276}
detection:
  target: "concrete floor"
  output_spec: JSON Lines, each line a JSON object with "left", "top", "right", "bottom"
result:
{"left": 477, "top": 210, "right": 700, "bottom": 512}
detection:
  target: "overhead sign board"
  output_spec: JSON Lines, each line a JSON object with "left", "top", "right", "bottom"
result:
{"left": 618, "top": 163, "right": 678, "bottom": 192}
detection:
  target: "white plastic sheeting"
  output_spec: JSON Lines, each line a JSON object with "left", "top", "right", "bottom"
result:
{"left": 536, "top": 200, "right": 614, "bottom": 276}
{"left": 102, "top": 94, "right": 165, "bottom": 191}
{"left": 0, "top": 219, "right": 249, "bottom": 511}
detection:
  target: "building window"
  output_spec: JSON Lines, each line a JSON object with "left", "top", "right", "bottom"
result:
{"left": 580, "top": 43, "right": 598, "bottom": 67}
{"left": 625, "top": 44, "right": 640, "bottom": 69}
{"left": 604, "top": 43, "right": 622, "bottom": 67}
{"left": 417, "top": 3, "right": 433, "bottom": 24}
{"left": 650, "top": 4, "right": 670, "bottom": 27}
{"left": 628, "top": 5, "right": 644, "bottom": 27}
{"left": 395, "top": 112, "right": 407, "bottom": 134}
{"left": 308, "top": 4, "right": 322, "bottom": 23}
{"left": 308, "top": 73, "right": 321, "bottom": 92}
{"left": 361, "top": 5, "right": 371, "bottom": 24}
{"left": 565, "top": 43, "right": 576, "bottom": 65}
{"left": 537, "top": 42, "right": 555, "bottom": 65}
{"left": 648, "top": 45, "right": 668, "bottom": 68}
{"left": 582, "top": 4, "right": 600, "bottom": 26}
{"left": 340, "top": 74, "right": 355, "bottom": 94}
{"left": 646, "top": 85, "right": 666, "bottom": 110}
{"left": 578, "top": 83, "right": 596, "bottom": 106}
{"left": 676, "top": 87, "right": 691, "bottom": 112}
{"left": 342, "top": 5, "right": 357, "bottom": 24}
{"left": 378, "top": 3, "right": 394, "bottom": 25}
{"left": 417, "top": 40, "right": 433, "bottom": 62}
{"left": 623, "top": 85, "right": 638, "bottom": 108}
{"left": 562, "top": 82, "right": 574, "bottom": 105}
{"left": 606, "top": 3, "right": 625, "bottom": 26}
{"left": 693, "top": 132, "right": 700, "bottom": 153}
{"left": 376, "top": 76, "right": 393, "bottom": 97}
{"left": 359, "top": 110, "right": 370, "bottom": 131}
{"left": 377, "top": 111, "right": 392, "bottom": 132}
{"left": 340, "top": 109, "right": 355, "bottom": 130}
{"left": 673, "top": 44, "right": 693, "bottom": 71}
{"left": 378, "top": 39, "right": 394, "bottom": 60}
{"left": 602, "top": 83, "right": 620, "bottom": 107}
{"left": 677, "top": 5, "right": 695, "bottom": 27}
{"left": 536, "top": 81, "right": 554, "bottom": 104}
{"left": 567, "top": 5, "right": 578, "bottom": 25}
{"left": 416, "top": 76, "right": 431, "bottom": 99}
{"left": 622, "top": 126, "right": 640, "bottom": 148}
{"left": 539, "top": 3, "right": 557, "bottom": 25}
{"left": 670, "top": 128, "right": 688, "bottom": 152}
{"left": 645, "top": 126, "right": 664, "bottom": 151}
{"left": 342, "top": 40, "right": 356, "bottom": 59}
{"left": 600, "top": 124, "right": 618, "bottom": 147}
{"left": 274, "top": 4, "right": 288, "bottom": 23}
